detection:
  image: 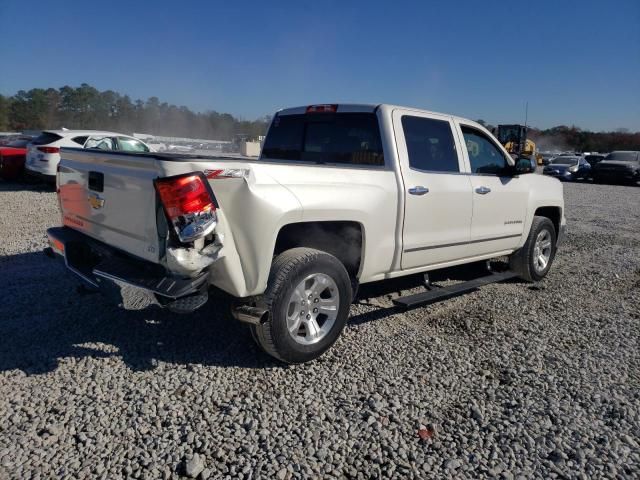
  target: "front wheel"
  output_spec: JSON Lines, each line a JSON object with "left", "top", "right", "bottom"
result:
{"left": 509, "top": 216, "right": 557, "bottom": 282}
{"left": 251, "top": 248, "right": 352, "bottom": 363}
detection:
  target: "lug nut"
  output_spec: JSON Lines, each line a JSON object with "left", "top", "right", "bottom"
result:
{"left": 306, "top": 314, "right": 311, "bottom": 319}
{"left": 300, "top": 310, "right": 305, "bottom": 316}
{"left": 308, "top": 294, "right": 313, "bottom": 299}
{"left": 314, "top": 298, "right": 319, "bottom": 303}
{"left": 313, "top": 308, "right": 318, "bottom": 313}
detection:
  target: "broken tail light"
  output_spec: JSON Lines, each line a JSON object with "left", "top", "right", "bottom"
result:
{"left": 154, "top": 172, "right": 217, "bottom": 243}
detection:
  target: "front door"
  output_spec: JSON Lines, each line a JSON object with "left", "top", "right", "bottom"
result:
{"left": 393, "top": 109, "right": 473, "bottom": 270}
{"left": 456, "top": 123, "right": 528, "bottom": 256}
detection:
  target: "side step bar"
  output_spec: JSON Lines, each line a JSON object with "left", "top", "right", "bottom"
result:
{"left": 392, "top": 271, "right": 518, "bottom": 310}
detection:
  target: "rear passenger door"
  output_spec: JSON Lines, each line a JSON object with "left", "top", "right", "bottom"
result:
{"left": 393, "top": 109, "right": 473, "bottom": 270}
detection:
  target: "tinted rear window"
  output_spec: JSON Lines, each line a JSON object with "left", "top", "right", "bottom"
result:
{"left": 261, "top": 113, "right": 384, "bottom": 166}
{"left": 402, "top": 116, "right": 459, "bottom": 172}
{"left": 605, "top": 151, "right": 639, "bottom": 162}
{"left": 31, "top": 132, "right": 63, "bottom": 145}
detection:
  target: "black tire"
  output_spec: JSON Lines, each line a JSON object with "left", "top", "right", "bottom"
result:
{"left": 251, "top": 248, "right": 352, "bottom": 363}
{"left": 509, "top": 216, "right": 557, "bottom": 282}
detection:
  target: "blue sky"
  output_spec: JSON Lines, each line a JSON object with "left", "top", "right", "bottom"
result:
{"left": 1, "top": 0, "right": 639, "bottom": 131}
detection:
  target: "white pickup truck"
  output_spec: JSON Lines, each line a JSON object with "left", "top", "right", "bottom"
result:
{"left": 47, "top": 104, "right": 566, "bottom": 363}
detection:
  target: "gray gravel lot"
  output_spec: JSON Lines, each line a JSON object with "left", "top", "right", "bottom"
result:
{"left": 0, "top": 179, "right": 639, "bottom": 479}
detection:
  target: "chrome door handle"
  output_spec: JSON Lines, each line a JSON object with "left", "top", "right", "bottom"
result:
{"left": 475, "top": 186, "right": 491, "bottom": 195}
{"left": 408, "top": 186, "right": 429, "bottom": 195}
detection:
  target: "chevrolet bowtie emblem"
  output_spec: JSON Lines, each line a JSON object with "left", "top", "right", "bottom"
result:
{"left": 88, "top": 192, "right": 105, "bottom": 210}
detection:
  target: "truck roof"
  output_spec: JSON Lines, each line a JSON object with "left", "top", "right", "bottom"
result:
{"left": 276, "top": 103, "right": 488, "bottom": 133}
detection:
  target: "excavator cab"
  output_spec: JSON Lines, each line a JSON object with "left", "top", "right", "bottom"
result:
{"left": 497, "top": 124, "right": 528, "bottom": 155}
{"left": 496, "top": 124, "right": 542, "bottom": 166}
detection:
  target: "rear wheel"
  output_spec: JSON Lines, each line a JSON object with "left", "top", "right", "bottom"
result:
{"left": 251, "top": 248, "right": 352, "bottom": 363}
{"left": 510, "top": 216, "right": 557, "bottom": 282}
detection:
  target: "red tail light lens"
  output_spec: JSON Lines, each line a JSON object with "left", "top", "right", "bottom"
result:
{"left": 155, "top": 173, "right": 217, "bottom": 243}
{"left": 306, "top": 104, "right": 338, "bottom": 113}
{"left": 37, "top": 146, "right": 60, "bottom": 154}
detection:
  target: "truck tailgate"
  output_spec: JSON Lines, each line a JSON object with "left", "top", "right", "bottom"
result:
{"left": 58, "top": 149, "right": 162, "bottom": 263}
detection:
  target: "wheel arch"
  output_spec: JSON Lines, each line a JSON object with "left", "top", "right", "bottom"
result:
{"left": 533, "top": 206, "right": 562, "bottom": 237}
{"left": 273, "top": 221, "right": 364, "bottom": 279}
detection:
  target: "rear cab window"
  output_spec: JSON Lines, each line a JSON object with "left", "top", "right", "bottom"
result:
{"left": 261, "top": 112, "right": 384, "bottom": 167}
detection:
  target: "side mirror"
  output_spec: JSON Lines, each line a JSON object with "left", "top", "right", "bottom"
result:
{"left": 515, "top": 157, "right": 536, "bottom": 174}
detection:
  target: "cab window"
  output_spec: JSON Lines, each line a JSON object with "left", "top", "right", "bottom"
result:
{"left": 401, "top": 116, "right": 459, "bottom": 172}
{"left": 461, "top": 126, "right": 510, "bottom": 175}
{"left": 71, "top": 136, "right": 88, "bottom": 146}
{"left": 117, "top": 137, "right": 150, "bottom": 152}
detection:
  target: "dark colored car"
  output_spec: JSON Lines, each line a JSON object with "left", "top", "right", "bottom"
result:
{"left": 0, "top": 137, "right": 32, "bottom": 180}
{"left": 584, "top": 154, "right": 606, "bottom": 167}
{"left": 592, "top": 151, "right": 640, "bottom": 185}
{"left": 542, "top": 156, "right": 591, "bottom": 181}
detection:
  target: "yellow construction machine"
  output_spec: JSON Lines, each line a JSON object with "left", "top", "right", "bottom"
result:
{"left": 496, "top": 124, "right": 543, "bottom": 165}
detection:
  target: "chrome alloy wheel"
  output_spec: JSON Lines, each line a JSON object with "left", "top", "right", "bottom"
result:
{"left": 533, "top": 229, "right": 552, "bottom": 273}
{"left": 286, "top": 273, "right": 340, "bottom": 345}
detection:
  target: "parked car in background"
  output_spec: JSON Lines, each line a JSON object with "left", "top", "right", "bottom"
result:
{"left": 592, "top": 151, "right": 640, "bottom": 185}
{"left": 539, "top": 152, "right": 555, "bottom": 165}
{"left": 584, "top": 153, "right": 606, "bottom": 167}
{"left": 543, "top": 156, "right": 591, "bottom": 181}
{"left": 25, "top": 130, "right": 151, "bottom": 181}
{"left": 0, "top": 136, "right": 32, "bottom": 180}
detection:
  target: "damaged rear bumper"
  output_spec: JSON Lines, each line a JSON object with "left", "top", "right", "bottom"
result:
{"left": 46, "top": 226, "right": 209, "bottom": 302}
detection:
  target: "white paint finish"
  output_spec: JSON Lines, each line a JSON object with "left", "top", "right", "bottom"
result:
{"left": 57, "top": 150, "right": 162, "bottom": 263}
{"left": 452, "top": 122, "right": 528, "bottom": 254}
{"left": 256, "top": 163, "right": 399, "bottom": 283}
{"left": 392, "top": 108, "right": 473, "bottom": 268}
{"left": 54, "top": 104, "right": 566, "bottom": 299}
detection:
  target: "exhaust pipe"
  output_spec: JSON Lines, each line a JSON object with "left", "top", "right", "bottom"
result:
{"left": 232, "top": 305, "right": 270, "bottom": 325}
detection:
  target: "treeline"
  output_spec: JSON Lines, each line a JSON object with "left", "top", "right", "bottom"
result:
{"left": 0, "top": 84, "right": 270, "bottom": 140}
{"left": 528, "top": 126, "right": 640, "bottom": 153}
{"left": 1, "top": 85, "right": 638, "bottom": 151}
{"left": 476, "top": 120, "right": 640, "bottom": 153}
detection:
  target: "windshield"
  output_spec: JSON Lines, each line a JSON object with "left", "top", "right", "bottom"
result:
{"left": 604, "top": 151, "right": 639, "bottom": 162}
{"left": 551, "top": 157, "right": 579, "bottom": 165}
{"left": 496, "top": 125, "right": 523, "bottom": 144}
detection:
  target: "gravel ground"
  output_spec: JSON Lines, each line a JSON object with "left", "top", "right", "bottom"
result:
{"left": 0, "top": 179, "right": 638, "bottom": 479}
